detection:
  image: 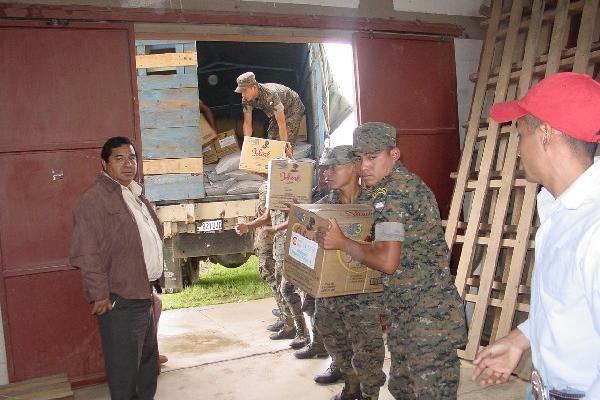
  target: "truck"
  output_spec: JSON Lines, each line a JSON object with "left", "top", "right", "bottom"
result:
{"left": 136, "top": 40, "right": 349, "bottom": 292}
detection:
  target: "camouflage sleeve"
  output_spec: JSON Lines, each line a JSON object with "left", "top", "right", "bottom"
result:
{"left": 242, "top": 99, "right": 253, "bottom": 113}
{"left": 373, "top": 194, "right": 406, "bottom": 242}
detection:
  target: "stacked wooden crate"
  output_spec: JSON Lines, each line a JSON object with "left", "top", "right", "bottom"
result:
{"left": 136, "top": 40, "right": 213, "bottom": 202}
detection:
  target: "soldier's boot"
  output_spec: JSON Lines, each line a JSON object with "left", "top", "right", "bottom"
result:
{"left": 314, "top": 361, "right": 343, "bottom": 384}
{"left": 293, "top": 341, "right": 328, "bottom": 359}
{"left": 266, "top": 318, "right": 284, "bottom": 332}
{"left": 269, "top": 315, "right": 296, "bottom": 340}
{"left": 289, "top": 315, "right": 310, "bottom": 349}
{"left": 272, "top": 308, "right": 282, "bottom": 317}
{"left": 330, "top": 375, "right": 361, "bottom": 400}
{"left": 360, "top": 394, "right": 378, "bottom": 400}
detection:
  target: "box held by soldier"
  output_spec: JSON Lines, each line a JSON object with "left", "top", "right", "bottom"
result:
{"left": 238, "top": 136, "right": 287, "bottom": 174}
{"left": 266, "top": 158, "right": 315, "bottom": 210}
{"left": 213, "top": 129, "right": 240, "bottom": 157}
{"left": 284, "top": 204, "right": 383, "bottom": 298}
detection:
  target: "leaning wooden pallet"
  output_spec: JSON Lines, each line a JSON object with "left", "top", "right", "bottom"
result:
{"left": 445, "top": 0, "right": 600, "bottom": 361}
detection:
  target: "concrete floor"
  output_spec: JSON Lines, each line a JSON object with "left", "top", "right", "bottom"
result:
{"left": 74, "top": 298, "right": 528, "bottom": 400}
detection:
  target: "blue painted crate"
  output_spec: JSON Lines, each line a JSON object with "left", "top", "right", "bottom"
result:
{"left": 142, "top": 127, "right": 203, "bottom": 160}
{"left": 144, "top": 173, "right": 205, "bottom": 202}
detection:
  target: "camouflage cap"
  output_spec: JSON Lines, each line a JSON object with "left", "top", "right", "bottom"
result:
{"left": 319, "top": 145, "right": 357, "bottom": 166}
{"left": 234, "top": 71, "right": 258, "bottom": 93}
{"left": 352, "top": 122, "right": 396, "bottom": 154}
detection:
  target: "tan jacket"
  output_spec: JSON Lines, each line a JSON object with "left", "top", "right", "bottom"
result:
{"left": 70, "top": 173, "right": 164, "bottom": 302}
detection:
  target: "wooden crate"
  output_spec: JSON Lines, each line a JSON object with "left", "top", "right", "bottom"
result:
{"left": 136, "top": 40, "right": 206, "bottom": 200}
{"left": 445, "top": 0, "right": 600, "bottom": 362}
{"left": 0, "top": 373, "right": 73, "bottom": 400}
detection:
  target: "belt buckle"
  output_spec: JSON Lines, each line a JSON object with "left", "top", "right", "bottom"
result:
{"left": 531, "top": 369, "right": 549, "bottom": 400}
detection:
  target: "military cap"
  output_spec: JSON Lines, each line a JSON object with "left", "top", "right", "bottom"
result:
{"left": 234, "top": 71, "right": 258, "bottom": 93}
{"left": 352, "top": 122, "right": 397, "bottom": 154}
{"left": 319, "top": 145, "right": 357, "bottom": 166}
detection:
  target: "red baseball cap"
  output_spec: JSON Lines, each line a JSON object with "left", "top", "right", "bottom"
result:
{"left": 490, "top": 72, "right": 600, "bottom": 143}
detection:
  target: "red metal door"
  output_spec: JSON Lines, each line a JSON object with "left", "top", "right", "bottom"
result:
{"left": 353, "top": 33, "right": 460, "bottom": 219}
{"left": 0, "top": 21, "right": 139, "bottom": 384}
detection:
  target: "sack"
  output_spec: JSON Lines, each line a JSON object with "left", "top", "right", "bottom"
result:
{"left": 225, "top": 169, "right": 265, "bottom": 182}
{"left": 215, "top": 152, "right": 241, "bottom": 174}
{"left": 205, "top": 178, "right": 236, "bottom": 196}
{"left": 226, "top": 180, "right": 263, "bottom": 195}
{"left": 293, "top": 142, "right": 312, "bottom": 159}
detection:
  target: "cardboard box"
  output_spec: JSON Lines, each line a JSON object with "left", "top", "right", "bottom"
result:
{"left": 202, "top": 142, "right": 219, "bottom": 164}
{"left": 284, "top": 204, "right": 383, "bottom": 298}
{"left": 239, "top": 136, "right": 287, "bottom": 174}
{"left": 214, "top": 129, "right": 240, "bottom": 157}
{"left": 267, "top": 158, "right": 315, "bottom": 210}
{"left": 199, "top": 114, "right": 217, "bottom": 145}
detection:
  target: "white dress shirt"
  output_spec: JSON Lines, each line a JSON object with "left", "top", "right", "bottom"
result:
{"left": 518, "top": 157, "right": 600, "bottom": 396}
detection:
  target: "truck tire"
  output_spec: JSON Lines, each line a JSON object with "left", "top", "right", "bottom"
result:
{"left": 209, "top": 253, "right": 251, "bottom": 268}
{"left": 182, "top": 258, "right": 201, "bottom": 285}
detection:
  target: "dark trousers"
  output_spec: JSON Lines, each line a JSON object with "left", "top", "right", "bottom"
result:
{"left": 97, "top": 294, "right": 158, "bottom": 400}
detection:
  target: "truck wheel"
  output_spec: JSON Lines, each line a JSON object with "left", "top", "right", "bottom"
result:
{"left": 181, "top": 258, "right": 201, "bottom": 286}
{"left": 209, "top": 253, "right": 251, "bottom": 268}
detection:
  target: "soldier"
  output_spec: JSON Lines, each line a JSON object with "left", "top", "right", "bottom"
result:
{"left": 268, "top": 208, "right": 310, "bottom": 349}
{"left": 314, "top": 145, "right": 386, "bottom": 400}
{"left": 319, "top": 123, "right": 467, "bottom": 400}
{"left": 235, "top": 71, "right": 305, "bottom": 144}
{"left": 235, "top": 181, "right": 293, "bottom": 333}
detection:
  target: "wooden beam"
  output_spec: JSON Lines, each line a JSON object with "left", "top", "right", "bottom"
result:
{"left": 142, "top": 157, "right": 203, "bottom": 175}
{"left": 135, "top": 52, "right": 197, "bottom": 69}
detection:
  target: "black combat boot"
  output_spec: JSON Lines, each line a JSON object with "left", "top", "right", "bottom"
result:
{"left": 289, "top": 315, "right": 309, "bottom": 349}
{"left": 266, "top": 318, "right": 284, "bottom": 332}
{"left": 330, "top": 375, "right": 361, "bottom": 400}
{"left": 314, "top": 361, "right": 343, "bottom": 384}
{"left": 293, "top": 341, "right": 328, "bottom": 359}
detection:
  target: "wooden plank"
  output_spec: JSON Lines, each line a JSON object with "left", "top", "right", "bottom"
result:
{"left": 572, "top": 0, "right": 599, "bottom": 72}
{"left": 444, "top": 0, "right": 504, "bottom": 252}
{"left": 137, "top": 73, "right": 198, "bottom": 91}
{"left": 546, "top": 0, "right": 571, "bottom": 73}
{"left": 135, "top": 52, "right": 197, "bottom": 69}
{"left": 140, "top": 108, "right": 199, "bottom": 129}
{"left": 138, "top": 87, "right": 200, "bottom": 113}
{"left": 0, "top": 373, "right": 73, "bottom": 399}
{"left": 142, "top": 126, "right": 203, "bottom": 159}
{"left": 143, "top": 157, "right": 203, "bottom": 175}
{"left": 156, "top": 203, "right": 196, "bottom": 223}
{"left": 194, "top": 199, "right": 259, "bottom": 220}
{"left": 136, "top": 40, "right": 196, "bottom": 46}
{"left": 458, "top": 0, "right": 525, "bottom": 359}
{"left": 144, "top": 174, "right": 205, "bottom": 202}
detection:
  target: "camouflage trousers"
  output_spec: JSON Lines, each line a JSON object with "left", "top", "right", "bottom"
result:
{"left": 384, "top": 269, "right": 467, "bottom": 400}
{"left": 314, "top": 293, "right": 386, "bottom": 396}
{"left": 267, "top": 111, "right": 304, "bottom": 144}
{"left": 301, "top": 293, "right": 324, "bottom": 346}
{"left": 273, "top": 230, "right": 303, "bottom": 323}
{"left": 256, "top": 241, "right": 289, "bottom": 319}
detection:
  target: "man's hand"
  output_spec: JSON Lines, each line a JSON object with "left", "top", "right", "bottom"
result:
{"left": 91, "top": 298, "right": 112, "bottom": 316}
{"left": 285, "top": 142, "right": 293, "bottom": 158}
{"left": 235, "top": 223, "right": 250, "bottom": 235}
{"left": 472, "top": 329, "right": 530, "bottom": 385}
{"left": 317, "top": 218, "right": 347, "bottom": 250}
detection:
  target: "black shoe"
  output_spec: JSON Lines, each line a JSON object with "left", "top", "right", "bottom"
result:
{"left": 289, "top": 333, "right": 310, "bottom": 350}
{"left": 272, "top": 308, "right": 282, "bottom": 317}
{"left": 294, "top": 343, "right": 328, "bottom": 359}
{"left": 314, "top": 363, "right": 343, "bottom": 385}
{"left": 269, "top": 327, "right": 296, "bottom": 340}
{"left": 331, "top": 390, "right": 361, "bottom": 400}
{"left": 266, "top": 319, "right": 284, "bottom": 332}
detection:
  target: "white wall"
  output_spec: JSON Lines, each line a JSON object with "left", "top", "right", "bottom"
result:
{"left": 454, "top": 38, "right": 483, "bottom": 149}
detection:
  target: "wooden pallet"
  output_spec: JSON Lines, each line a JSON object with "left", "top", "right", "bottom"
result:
{"left": 445, "top": 0, "right": 600, "bottom": 361}
{"left": 0, "top": 373, "right": 73, "bottom": 400}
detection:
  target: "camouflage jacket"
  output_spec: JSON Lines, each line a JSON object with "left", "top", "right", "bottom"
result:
{"left": 357, "top": 162, "right": 452, "bottom": 289}
{"left": 242, "top": 83, "right": 305, "bottom": 119}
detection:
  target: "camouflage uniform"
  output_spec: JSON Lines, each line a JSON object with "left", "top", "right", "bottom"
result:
{"left": 272, "top": 209, "right": 306, "bottom": 338}
{"left": 313, "top": 189, "right": 386, "bottom": 398}
{"left": 236, "top": 72, "right": 305, "bottom": 144}
{"left": 354, "top": 123, "right": 467, "bottom": 400}
{"left": 255, "top": 182, "right": 289, "bottom": 320}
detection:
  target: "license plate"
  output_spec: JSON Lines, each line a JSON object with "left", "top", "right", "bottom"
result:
{"left": 196, "top": 219, "right": 222, "bottom": 233}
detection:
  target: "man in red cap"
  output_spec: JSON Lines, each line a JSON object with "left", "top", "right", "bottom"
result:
{"left": 472, "top": 72, "right": 600, "bottom": 399}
